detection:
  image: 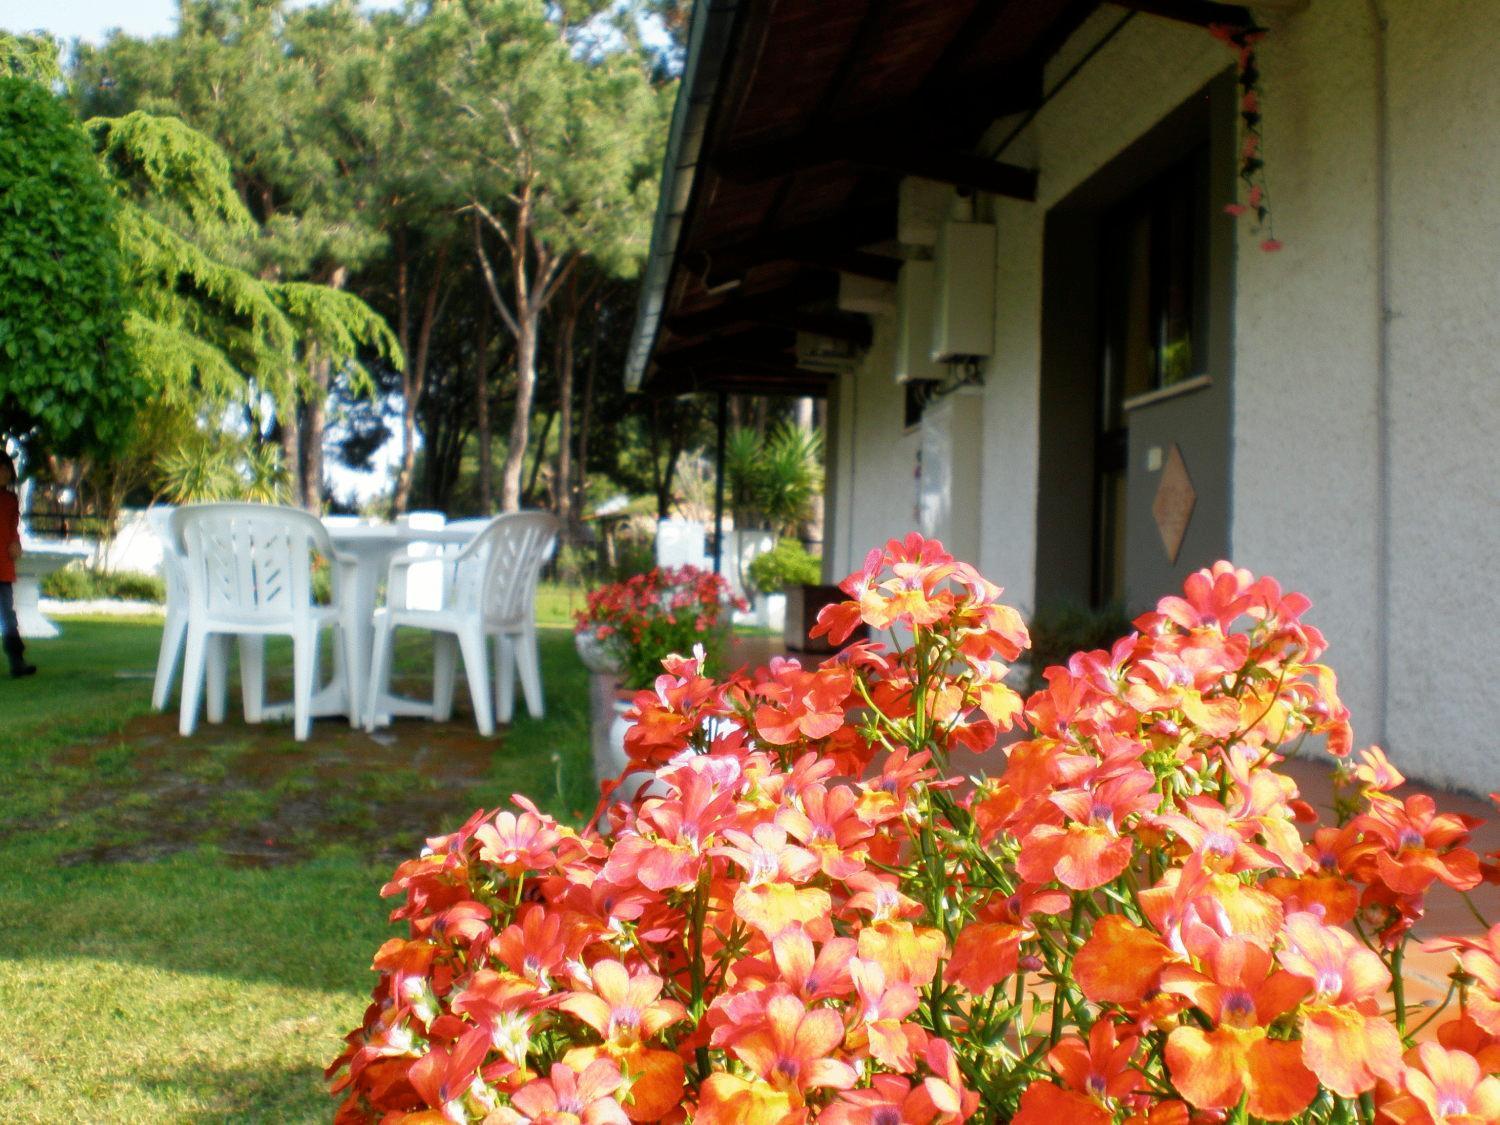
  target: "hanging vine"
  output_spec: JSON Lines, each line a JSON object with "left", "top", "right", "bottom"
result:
{"left": 1212, "top": 22, "right": 1281, "bottom": 251}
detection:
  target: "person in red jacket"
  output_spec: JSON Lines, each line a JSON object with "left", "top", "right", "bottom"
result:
{"left": 0, "top": 451, "right": 36, "bottom": 678}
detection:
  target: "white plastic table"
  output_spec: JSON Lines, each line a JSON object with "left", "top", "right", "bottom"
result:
{"left": 260, "top": 521, "right": 481, "bottom": 724}
{"left": 15, "top": 539, "right": 92, "bottom": 638}
{"left": 329, "top": 521, "right": 482, "bottom": 722}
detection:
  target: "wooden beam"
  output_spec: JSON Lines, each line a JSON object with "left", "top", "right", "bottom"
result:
{"left": 666, "top": 284, "right": 871, "bottom": 348}
{"left": 1110, "top": 0, "right": 1253, "bottom": 27}
{"left": 875, "top": 147, "right": 1037, "bottom": 199}
{"left": 695, "top": 205, "right": 895, "bottom": 284}
{"left": 716, "top": 133, "right": 1037, "bottom": 200}
{"left": 792, "top": 249, "right": 901, "bottom": 283}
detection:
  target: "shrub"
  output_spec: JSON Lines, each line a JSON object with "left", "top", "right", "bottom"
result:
{"left": 746, "top": 537, "right": 821, "bottom": 594}
{"left": 332, "top": 537, "right": 1500, "bottom": 1125}
{"left": 41, "top": 565, "right": 165, "bottom": 603}
{"left": 40, "top": 565, "right": 98, "bottom": 601}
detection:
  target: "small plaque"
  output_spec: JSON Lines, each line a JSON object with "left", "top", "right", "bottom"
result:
{"left": 1151, "top": 444, "right": 1196, "bottom": 563}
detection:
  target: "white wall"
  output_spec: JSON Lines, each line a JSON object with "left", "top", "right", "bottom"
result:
{"left": 826, "top": 317, "right": 922, "bottom": 581}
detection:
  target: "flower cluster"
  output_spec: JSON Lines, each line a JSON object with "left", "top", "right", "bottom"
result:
{"left": 333, "top": 535, "right": 1500, "bottom": 1123}
{"left": 574, "top": 566, "right": 745, "bottom": 690}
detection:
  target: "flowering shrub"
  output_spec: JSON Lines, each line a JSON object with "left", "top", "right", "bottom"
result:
{"left": 573, "top": 566, "right": 745, "bottom": 690}
{"left": 332, "top": 535, "right": 1500, "bottom": 1123}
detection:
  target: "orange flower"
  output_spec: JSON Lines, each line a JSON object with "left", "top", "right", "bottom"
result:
{"left": 1276, "top": 911, "right": 1402, "bottom": 1096}
{"left": 474, "top": 807, "right": 563, "bottom": 879}
{"left": 715, "top": 822, "right": 831, "bottom": 938}
{"left": 1015, "top": 1020, "right": 1142, "bottom": 1125}
{"left": 558, "top": 960, "right": 686, "bottom": 1048}
{"left": 1380, "top": 1042, "right": 1500, "bottom": 1124}
{"left": 752, "top": 660, "right": 854, "bottom": 745}
{"left": 1162, "top": 928, "right": 1316, "bottom": 1120}
{"left": 489, "top": 1059, "right": 631, "bottom": 1125}
{"left": 728, "top": 992, "right": 858, "bottom": 1097}
{"left": 1017, "top": 769, "right": 1158, "bottom": 891}
{"left": 1343, "top": 794, "right": 1482, "bottom": 897}
{"left": 1075, "top": 915, "right": 1175, "bottom": 1007}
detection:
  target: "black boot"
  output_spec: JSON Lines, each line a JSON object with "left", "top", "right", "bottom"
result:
{"left": 3, "top": 632, "right": 34, "bottom": 678}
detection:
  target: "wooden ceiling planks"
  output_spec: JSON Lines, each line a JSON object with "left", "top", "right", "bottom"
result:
{"left": 639, "top": 0, "right": 1107, "bottom": 399}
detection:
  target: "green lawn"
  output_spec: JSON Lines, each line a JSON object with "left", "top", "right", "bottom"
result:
{"left": 0, "top": 617, "right": 594, "bottom": 1122}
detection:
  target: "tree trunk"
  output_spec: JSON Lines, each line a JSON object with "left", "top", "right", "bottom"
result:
{"left": 393, "top": 238, "right": 449, "bottom": 515}
{"left": 296, "top": 266, "right": 346, "bottom": 511}
{"left": 279, "top": 400, "right": 302, "bottom": 505}
{"left": 475, "top": 297, "right": 493, "bottom": 513}
{"left": 554, "top": 276, "right": 579, "bottom": 525}
{"left": 525, "top": 408, "right": 556, "bottom": 506}
{"left": 500, "top": 317, "right": 536, "bottom": 511}
{"left": 575, "top": 296, "right": 600, "bottom": 530}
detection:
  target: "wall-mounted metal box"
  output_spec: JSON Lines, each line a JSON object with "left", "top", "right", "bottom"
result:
{"left": 894, "top": 259, "right": 945, "bottom": 383}
{"left": 930, "top": 219, "right": 996, "bottom": 361}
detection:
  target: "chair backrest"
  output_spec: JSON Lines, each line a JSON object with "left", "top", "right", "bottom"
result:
{"left": 145, "top": 505, "right": 186, "bottom": 608}
{"left": 451, "top": 512, "right": 559, "bottom": 627}
{"left": 169, "top": 503, "right": 335, "bottom": 625}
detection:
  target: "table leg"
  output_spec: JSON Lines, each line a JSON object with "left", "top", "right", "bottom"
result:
{"left": 12, "top": 577, "right": 59, "bottom": 639}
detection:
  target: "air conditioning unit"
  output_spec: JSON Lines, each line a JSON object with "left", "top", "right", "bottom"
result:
{"left": 894, "top": 259, "right": 945, "bottom": 383}
{"left": 930, "top": 219, "right": 995, "bottom": 361}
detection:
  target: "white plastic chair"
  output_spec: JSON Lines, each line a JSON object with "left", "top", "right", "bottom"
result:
{"left": 148, "top": 506, "right": 188, "bottom": 711}
{"left": 171, "top": 503, "right": 356, "bottom": 741}
{"left": 365, "top": 512, "right": 559, "bottom": 736}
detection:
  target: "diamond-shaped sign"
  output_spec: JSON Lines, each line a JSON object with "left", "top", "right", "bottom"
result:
{"left": 1152, "top": 444, "right": 1196, "bottom": 563}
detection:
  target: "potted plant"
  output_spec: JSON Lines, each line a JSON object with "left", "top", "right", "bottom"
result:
{"left": 723, "top": 422, "right": 822, "bottom": 606}
{"left": 572, "top": 565, "right": 743, "bottom": 784}
{"left": 745, "top": 536, "right": 834, "bottom": 646}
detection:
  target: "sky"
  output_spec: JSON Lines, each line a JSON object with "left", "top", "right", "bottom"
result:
{"left": 0, "top": 0, "right": 402, "bottom": 46}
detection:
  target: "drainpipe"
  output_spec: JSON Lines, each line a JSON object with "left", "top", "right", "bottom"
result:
{"left": 1367, "top": 0, "right": 1391, "bottom": 748}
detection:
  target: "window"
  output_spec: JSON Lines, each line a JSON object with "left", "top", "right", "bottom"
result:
{"left": 1099, "top": 145, "right": 1210, "bottom": 427}
{"left": 1092, "top": 145, "right": 1210, "bottom": 607}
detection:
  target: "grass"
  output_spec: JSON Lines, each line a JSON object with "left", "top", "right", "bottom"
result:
{"left": 0, "top": 617, "right": 594, "bottom": 1122}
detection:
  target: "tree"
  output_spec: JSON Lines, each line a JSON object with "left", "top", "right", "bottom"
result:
{"left": 0, "top": 76, "right": 140, "bottom": 457}
{"left": 74, "top": 0, "right": 391, "bottom": 507}
{"left": 409, "top": 0, "right": 667, "bottom": 510}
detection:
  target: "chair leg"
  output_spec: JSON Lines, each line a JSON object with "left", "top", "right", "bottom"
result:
{"left": 339, "top": 623, "right": 360, "bottom": 730}
{"left": 432, "top": 633, "right": 458, "bottom": 722}
{"left": 495, "top": 633, "right": 516, "bottom": 724}
{"left": 457, "top": 628, "right": 494, "bottom": 737}
{"left": 239, "top": 635, "right": 266, "bottom": 723}
{"left": 293, "top": 626, "right": 317, "bottom": 742}
{"left": 178, "top": 626, "right": 208, "bottom": 737}
{"left": 152, "top": 609, "right": 187, "bottom": 712}
{"left": 205, "top": 634, "right": 229, "bottom": 724}
{"left": 365, "top": 617, "right": 395, "bottom": 732}
{"left": 517, "top": 628, "right": 544, "bottom": 720}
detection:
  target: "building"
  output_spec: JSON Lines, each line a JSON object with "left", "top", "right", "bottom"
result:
{"left": 625, "top": 0, "right": 1500, "bottom": 793}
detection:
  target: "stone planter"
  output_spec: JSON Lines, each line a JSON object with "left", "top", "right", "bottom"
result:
{"left": 574, "top": 628, "right": 623, "bottom": 675}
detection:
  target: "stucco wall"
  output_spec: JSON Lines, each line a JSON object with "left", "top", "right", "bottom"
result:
{"left": 1379, "top": 0, "right": 1500, "bottom": 787}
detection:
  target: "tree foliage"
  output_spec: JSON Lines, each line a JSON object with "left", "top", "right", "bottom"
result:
{"left": 0, "top": 77, "right": 139, "bottom": 456}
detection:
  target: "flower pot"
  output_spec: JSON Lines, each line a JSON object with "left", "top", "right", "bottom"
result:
{"left": 574, "top": 628, "right": 622, "bottom": 675}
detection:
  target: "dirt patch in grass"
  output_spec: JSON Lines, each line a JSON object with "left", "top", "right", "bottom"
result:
{"left": 42, "top": 708, "right": 507, "bottom": 868}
